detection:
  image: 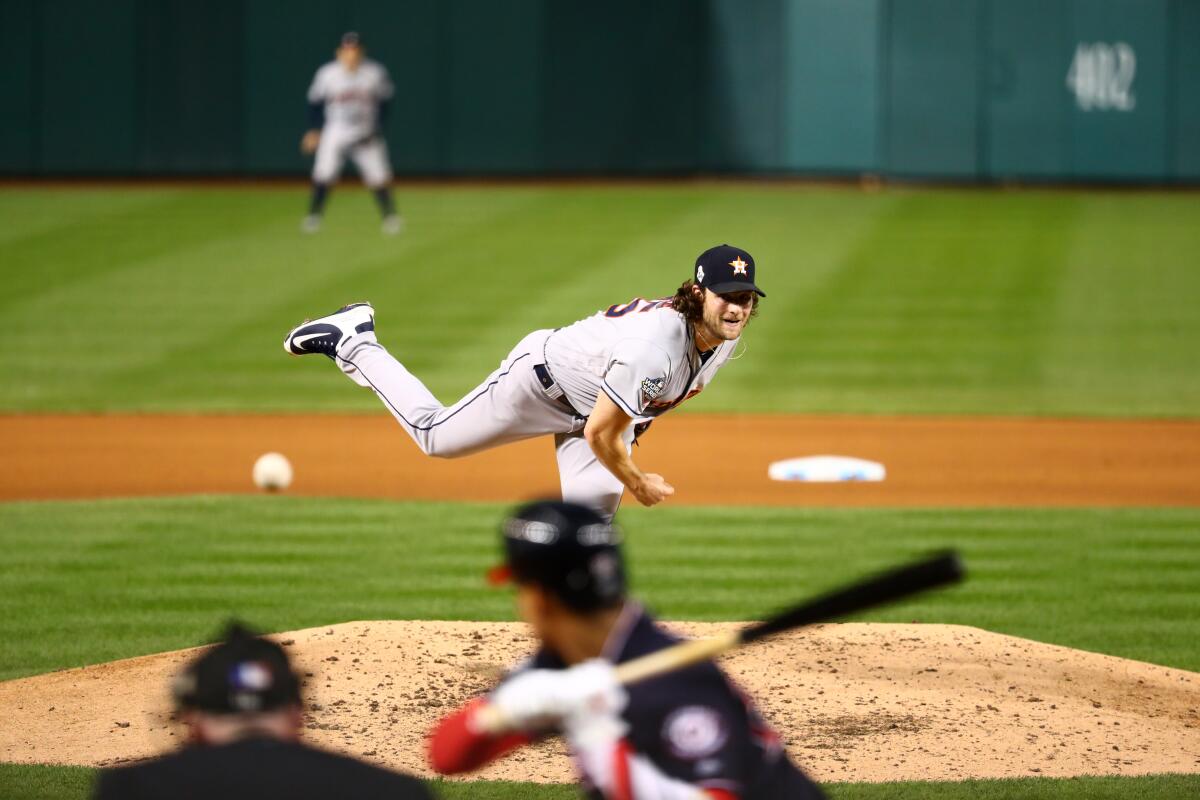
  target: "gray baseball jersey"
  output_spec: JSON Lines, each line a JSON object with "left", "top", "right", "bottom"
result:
{"left": 543, "top": 297, "right": 737, "bottom": 421}
{"left": 308, "top": 59, "right": 394, "bottom": 186}
{"left": 307, "top": 59, "right": 393, "bottom": 138}
{"left": 335, "top": 298, "right": 738, "bottom": 520}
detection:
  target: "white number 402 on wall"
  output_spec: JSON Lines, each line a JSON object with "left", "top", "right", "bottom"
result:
{"left": 1066, "top": 42, "right": 1137, "bottom": 112}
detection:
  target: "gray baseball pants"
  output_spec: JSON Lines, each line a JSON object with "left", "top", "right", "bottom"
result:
{"left": 337, "top": 329, "right": 633, "bottom": 520}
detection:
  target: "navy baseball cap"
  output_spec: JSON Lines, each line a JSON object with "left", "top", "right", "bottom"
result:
{"left": 171, "top": 622, "right": 301, "bottom": 714}
{"left": 487, "top": 501, "right": 627, "bottom": 612}
{"left": 340, "top": 31, "right": 362, "bottom": 47}
{"left": 695, "top": 244, "right": 765, "bottom": 297}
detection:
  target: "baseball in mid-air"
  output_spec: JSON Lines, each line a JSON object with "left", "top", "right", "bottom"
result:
{"left": 252, "top": 452, "right": 293, "bottom": 492}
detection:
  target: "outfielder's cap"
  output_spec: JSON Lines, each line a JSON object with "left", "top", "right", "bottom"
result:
{"left": 340, "top": 31, "right": 362, "bottom": 47}
{"left": 694, "top": 244, "right": 765, "bottom": 297}
{"left": 171, "top": 622, "right": 301, "bottom": 714}
{"left": 487, "top": 500, "right": 627, "bottom": 613}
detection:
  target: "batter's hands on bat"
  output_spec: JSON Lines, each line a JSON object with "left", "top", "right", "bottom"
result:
{"left": 300, "top": 129, "right": 321, "bottom": 154}
{"left": 485, "top": 670, "right": 558, "bottom": 730}
{"left": 631, "top": 473, "right": 675, "bottom": 507}
{"left": 486, "top": 660, "right": 627, "bottom": 733}
{"left": 559, "top": 663, "right": 629, "bottom": 750}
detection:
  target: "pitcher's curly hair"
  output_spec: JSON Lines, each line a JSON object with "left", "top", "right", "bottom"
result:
{"left": 670, "top": 280, "right": 760, "bottom": 324}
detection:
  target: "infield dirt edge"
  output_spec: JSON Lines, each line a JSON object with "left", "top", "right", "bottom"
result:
{"left": 4, "top": 413, "right": 1199, "bottom": 506}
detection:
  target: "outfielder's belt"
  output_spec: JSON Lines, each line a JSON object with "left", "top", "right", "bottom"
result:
{"left": 533, "top": 363, "right": 582, "bottom": 417}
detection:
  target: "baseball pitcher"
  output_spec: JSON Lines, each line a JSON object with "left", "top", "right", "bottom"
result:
{"left": 283, "top": 244, "right": 764, "bottom": 520}
{"left": 301, "top": 32, "right": 401, "bottom": 235}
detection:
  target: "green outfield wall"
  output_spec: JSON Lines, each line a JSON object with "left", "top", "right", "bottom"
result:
{"left": 1, "top": 0, "right": 1197, "bottom": 180}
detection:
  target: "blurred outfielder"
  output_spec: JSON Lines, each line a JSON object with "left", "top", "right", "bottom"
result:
{"left": 301, "top": 32, "right": 401, "bottom": 235}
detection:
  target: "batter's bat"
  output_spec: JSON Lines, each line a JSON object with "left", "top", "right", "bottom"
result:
{"left": 475, "top": 551, "right": 964, "bottom": 734}
{"left": 614, "top": 550, "right": 964, "bottom": 685}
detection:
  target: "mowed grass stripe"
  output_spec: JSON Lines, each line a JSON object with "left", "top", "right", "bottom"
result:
{"left": 1044, "top": 194, "right": 1200, "bottom": 417}
{"left": 1, "top": 188, "right": 546, "bottom": 412}
{"left": 2, "top": 763, "right": 1198, "bottom": 800}
{"left": 2, "top": 186, "right": 1198, "bottom": 415}
{"left": 0, "top": 190, "right": 172, "bottom": 249}
{"left": 0, "top": 190, "right": 221, "bottom": 308}
{"left": 733, "top": 191, "right": 1078, "bottom": 413}
{"left": 1, "top": 498, "right": 1197, "bottom": 681}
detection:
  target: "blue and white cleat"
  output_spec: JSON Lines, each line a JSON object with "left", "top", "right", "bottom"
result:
{"left": 283, "top": 302, "right": 376, "bottom": 358}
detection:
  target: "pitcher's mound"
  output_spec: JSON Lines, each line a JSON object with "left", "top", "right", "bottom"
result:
{"left": 1, "top": 621, "right": 1197, "bottom": 784}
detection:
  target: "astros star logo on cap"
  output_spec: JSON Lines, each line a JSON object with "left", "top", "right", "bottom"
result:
{"left": 729, "top": 257, "right": 749, "bottom": 276}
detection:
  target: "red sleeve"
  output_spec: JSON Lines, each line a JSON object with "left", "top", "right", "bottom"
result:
{"left": 427, "top": 697, "right": 533, "bottom": 775}
{"left": 703, "top": 790, "right": 739, "bottom": 800}
{"left": 611, "top": 738, "right": 633, "bottom": 800}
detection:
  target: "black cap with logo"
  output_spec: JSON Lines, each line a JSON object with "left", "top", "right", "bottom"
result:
{"left": 694, "top": 244, "right": 765, "bottom": 297}
{"left": 487, "top": 500, "right": 627, "bottom": 612}
{"left": 171, "top": 622, "right": 302, "bottom": 714}
{"left": 340, "top": 31, "right": 362, "bottom": 48}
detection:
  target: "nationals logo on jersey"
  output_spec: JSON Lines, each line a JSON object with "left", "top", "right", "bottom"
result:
{"left": 663, "top": 705, "right": 728, "bottom": 759}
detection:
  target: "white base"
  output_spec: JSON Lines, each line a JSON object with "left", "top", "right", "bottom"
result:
{"left": 768, "top": 455, "right": 885, "bottom": 483}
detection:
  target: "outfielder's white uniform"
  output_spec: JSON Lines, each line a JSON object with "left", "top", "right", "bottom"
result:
{"left": 337, "top": 297, "right": 737, "bottom": 519}
{"left": 307, "top": 59, "right": 394, "bottom": 187}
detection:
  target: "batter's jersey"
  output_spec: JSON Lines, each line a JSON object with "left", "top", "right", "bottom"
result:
{"left": 543, "top": 298, "right": 737, "bottom": 422}
{"left": 307, "top": 59, "right": 393, "bottom": 138}
{"left": 525, "top": 604, "right": 825, "bottom": 800}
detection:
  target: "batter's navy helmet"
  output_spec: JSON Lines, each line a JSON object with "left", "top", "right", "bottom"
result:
{"left": 488, "top": 500, "right": 627, "bottom": 612}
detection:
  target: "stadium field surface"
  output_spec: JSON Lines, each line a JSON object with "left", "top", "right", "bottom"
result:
{"left": 2, "top": 498, "right": 1198, "bottom": 678}
{"left": 2, "top": 499, "right": 1199, "bottom": 797}
{"left": 2, "top": 184, "right": 1197, "bottom": 798}
{"left": 3, "top": 414, "right": 1198, "bottom": 506}
{"left": 1, "top": 184, "right": 1198, "bottom": 416}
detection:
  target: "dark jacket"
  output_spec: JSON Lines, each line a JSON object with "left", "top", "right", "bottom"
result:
{"left": 93, "top": 737, "right": 432, "bottom": 800}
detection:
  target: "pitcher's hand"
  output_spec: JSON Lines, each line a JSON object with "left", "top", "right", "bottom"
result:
{"left": 631, "top": 473, "right": 674, "bottom": 506}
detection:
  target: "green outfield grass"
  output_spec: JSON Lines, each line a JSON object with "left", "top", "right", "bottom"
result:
{"left": 1, "top": 185, "right": 1198, "bottom": 416}
{"left": 2, "top": 497, "right": 1198, "bottom": 678}
{"left": 3, "top": 183, "right": 1198, "bottom": 798}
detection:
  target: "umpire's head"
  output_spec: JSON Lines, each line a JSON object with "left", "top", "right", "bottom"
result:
{"left": 488, "top": 501, "right": 628, "bottom": 657}
{"left": 171, "top": 622, "right": 303, "bottom": 746}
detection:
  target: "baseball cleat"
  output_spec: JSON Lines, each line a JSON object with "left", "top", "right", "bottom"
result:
{"left": 301, "top": 214, "right": 321, "bottom": 234}
{"left": 283, "top": 302, "right": 376, "bottom": 358}
{"left": 381, "top": 214, "right": 404, "bottom": 235}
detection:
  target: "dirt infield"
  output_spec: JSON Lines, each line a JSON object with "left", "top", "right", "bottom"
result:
{"left": 1, "top": 621, "right": 1197, "bottom": 783}
{"left": 2, "top": 412, "right": 1200, "bottom": 506}
{"left": 2, "top": 413, "right": 1198, "bottom": 506}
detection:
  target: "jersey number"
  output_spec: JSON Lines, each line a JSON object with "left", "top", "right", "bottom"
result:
{"left": 604, "top": 298, "right": 672, "bottom": 318}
